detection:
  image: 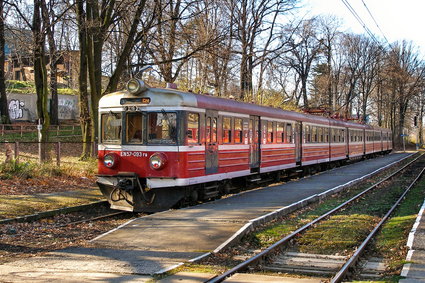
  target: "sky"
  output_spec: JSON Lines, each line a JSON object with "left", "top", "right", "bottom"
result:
{"left": 301, "top": 0, "right": 425, "bottom": 55}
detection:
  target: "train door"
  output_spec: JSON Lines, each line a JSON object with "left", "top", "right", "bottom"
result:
{"left": 205, "top": 110, "right": 218, "bottom": 174}
{"left": 295, "top": 121, "right": 302, "bottom": 165}
{"left": 249, "top": 116, "right": 260, "bottom": 172}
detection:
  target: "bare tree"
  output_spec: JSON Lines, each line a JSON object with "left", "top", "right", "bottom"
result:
{"left": 384, "top": 41, "right": 425, "bottom": 147}
{"left": 282, "top": 18, "right": 322, "bottom": 108}
{"left": 228, "top": 0, "right": 296, "bottom": 100}
{"left": 0, "top": 0, "right": 10, "bottom": 124}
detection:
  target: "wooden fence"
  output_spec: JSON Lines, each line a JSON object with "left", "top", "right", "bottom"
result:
{"left": 0, "top": 123, "right": 81, "bottom": 140}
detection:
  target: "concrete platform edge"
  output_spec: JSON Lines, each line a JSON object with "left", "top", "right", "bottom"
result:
{"left": 401, "top": 199, "right": 425, "bottom": 278}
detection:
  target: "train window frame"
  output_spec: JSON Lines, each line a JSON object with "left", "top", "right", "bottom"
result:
{"left": 125, "top": 112, "right": 144, "bottom": 144}
{"left": 286, "top": 123, "right": 293, "bottom": 143}
{"left": 234, "top": 118, "right": 243, "bottom": 144}
{"left": 147, "top": 111, "right": 178, "bottom": 145}
{"left": 276, "top": 122, "right": 284, "bottom": 143}
{"left": 311, "top": 126, "right": 317, "bottom": 143}
{"left": 186, "top": 112, "right": 200, "bottom": 145}
{"left": 212, "top": 117, "right": 217, "bottom": 143}
{"left": 101, "top": 112, "right": 122, "bottom": 144}
{"left": 305, "top": 125, "right": 311, "bottom": 143}
{"left": 222, "top": 116, "right": 232, "bottom": 144}
{"left": 267, "top": 121, "right": 274, "bottom": 143}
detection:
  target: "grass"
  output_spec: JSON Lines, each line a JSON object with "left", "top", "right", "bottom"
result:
{"left": 0, "top": 158, "right": 97, "bottom": 179}
{"left": 0, "top": 158, "right": 101, "bottom": 219}
{"left": 0, "top": 189, "right": 104, "bottom": 219}
{"left": 6, "top": 80, "right": 77, "bottom": 95}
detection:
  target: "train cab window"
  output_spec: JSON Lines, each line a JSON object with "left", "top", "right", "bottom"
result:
{"left": 223, "top": 117, "right": 232, "bottom": 143}
{"left": 234, "top": 118, "right": 243, "bottom": 143}
{"left": 147, "top": 112, "right": 177, "bottom": 144}
{"left": 286, "top": 124, "right": 293, "bottom": 143}
{"left": 277, "top": 122, "right": 284, "bottom": 143}
{"left": 101, "top": 112, "right": 122, "bottom": 144}
{"left": 126, "top": 112, "right": 144, "bottom": 144}
{"left": 187, "top": 113, "right": 199, "bottom": 144}
{"left": 267, "top": 121, "right": 274, "bottom": 143}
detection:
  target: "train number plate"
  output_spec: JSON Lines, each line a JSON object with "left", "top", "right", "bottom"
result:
{"left": 120, "top": 151, "right": 148, "bottom": 157}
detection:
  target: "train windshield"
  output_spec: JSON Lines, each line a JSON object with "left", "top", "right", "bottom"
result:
{"left": 147, "top": 112, "right": 177, "bottom": 144}
{"left": 126, "top": 112, "right": 144, "bottom": 144}
{"left": 101, "top": 112, "right": 122, "bottom": 143}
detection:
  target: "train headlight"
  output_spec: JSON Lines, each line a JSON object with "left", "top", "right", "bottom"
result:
{"left": 126, "top": 79, "right": 147, "bottom": 95}
{"left": 149, "top": 153, "right": 167, "bottom": 170}
{"left": 103, "top": 153, "right": 119, "bottom": 169}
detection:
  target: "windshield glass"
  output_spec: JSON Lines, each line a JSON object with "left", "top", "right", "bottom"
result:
{"left": 101, "top": 112, "right": 122, "bottom": 143}
{"left": 147, "top": 112, "right": 177, "bottom": 144}
{"left": 126, "top": 112, "right": 144, "bottom": 144}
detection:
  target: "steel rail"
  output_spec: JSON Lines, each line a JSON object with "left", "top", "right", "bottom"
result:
{"left": 207, "top": 153, "right": 422, "bottom": 283}
{"left": 331, "top": 165, "right": 425, "bottom": 283}
{"left": 0, "top": 200, "right": 108, "bottom": 225}
{"left": 54, "top": 211, "right": 129, "bottom": 228}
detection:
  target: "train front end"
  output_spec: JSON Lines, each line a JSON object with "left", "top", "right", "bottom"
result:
{"left": 96, "top": 79, "right": 192, "bottom": 212}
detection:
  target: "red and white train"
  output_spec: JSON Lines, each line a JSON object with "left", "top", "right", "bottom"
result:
{"left": 97, "top": 79, "right": 392, "bottom": 212}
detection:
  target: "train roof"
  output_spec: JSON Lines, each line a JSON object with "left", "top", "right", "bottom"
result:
{"left": 99, "top": 84, "right": 389, "bottom": 132}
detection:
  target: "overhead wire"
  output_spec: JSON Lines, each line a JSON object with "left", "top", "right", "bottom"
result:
{"left": 360, "top": 0, "right": 391, "bottom": 45}
{"left": 340, "top": 0, "right": 382, "bottom": 47}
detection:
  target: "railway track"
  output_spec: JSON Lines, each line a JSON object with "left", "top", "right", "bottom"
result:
{"left": 207, "top": 153, "right": 425, "bottom": 282}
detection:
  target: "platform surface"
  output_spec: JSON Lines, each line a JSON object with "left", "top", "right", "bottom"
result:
{"left": 0, "top": 153, "right": 411, "bottom": 281}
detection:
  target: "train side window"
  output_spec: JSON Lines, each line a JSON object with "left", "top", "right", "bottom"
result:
{"left": 126, "top": 112, "right": 144, "bottom": 144}
{"left": 341, "top": 130, "right": 345, "bottom": 143}
{"left": 223, "top": 117, "right": 232, "bottom": 144}
{"left": 286, "top": 124, "right": 293, "bottom": 143}
{"left": 212, "top": 118, "right": 217, "bottom": 143}
{"left": 206, "top": 117, "right": 211, "bottom": 143}
{"left": 234, "top": 118, "right": 243, "bottom": 143}
{"left": 305, "top": 125, "right": 310, "bottom": 143}
{"left": 187, "top": 112, "right": 199, "bottom": 144}
{"left": 249, "top": 119, "right": 253, "bottom": 144}
{"left": 313, "top": 127, "right": 317, "bottom": 143}
{"left": 318, "top": 127, "right": 322, "bottom": 143}
{"left": 276, "top": 122, "right": 284, "bottom": 143}
{"left": 267, "top": 121, "right": 274, "bottom": 143}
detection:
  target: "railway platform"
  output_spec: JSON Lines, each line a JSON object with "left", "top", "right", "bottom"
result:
{"left": 0, "top": 152, "right": 420, "bottom": 282}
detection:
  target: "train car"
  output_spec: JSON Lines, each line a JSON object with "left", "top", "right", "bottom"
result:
{"left": 97, "top": 79, "right": 392, "bottom": 212}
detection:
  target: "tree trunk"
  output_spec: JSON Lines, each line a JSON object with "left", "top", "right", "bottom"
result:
{"left": 76, "top": 0, "right": 91, "bottom": 159}
{"left": 41, "top": 0, "right": 59, "bottom": 125}
{"left": 104, "top": 0, "right": 146, "bottom": 94}
{"left": 0, "top": 0, "right": 10, "bottom": 124}
{"left": 33, "top": 0, "right": 50, "bottom": 161}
